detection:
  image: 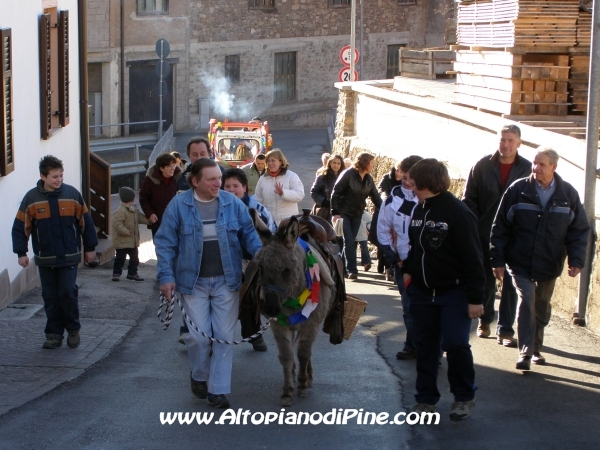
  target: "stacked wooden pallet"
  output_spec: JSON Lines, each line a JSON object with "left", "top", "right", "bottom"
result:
{"left": 454, "top": 51, "right": 570, "bottom": 115}
{"left": 568, "top": 54, "right": 589, "bottom": 114}
{"left": 576, "top": 9, "right": 592, "bottom": 47}
{"left": 399, "top": 48, "right": 456, "bottom": 80}
{"left": 456, "top": 0, "right": 580, "bottom": 48}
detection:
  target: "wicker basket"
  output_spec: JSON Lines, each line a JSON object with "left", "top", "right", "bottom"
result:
{"left": 343, "top": 294, "right": 368, "bottom": 340}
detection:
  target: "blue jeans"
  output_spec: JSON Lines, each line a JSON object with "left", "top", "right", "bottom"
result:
{"left": 394, "top": 266, "right": 415, "bottom": 353}
{"left": 341, "top": 214, "right": 362, "bottom": 274}
{"left": 112, "top": 248, "right": 140, "bottom": 276}
{"left": 38, "top": 266, "right": 80, "bottom": 338}
{"left": 410, "top": 285, "right": 477, "bottom": 404}
{"left": 357, "top": 241, "right": 372, "bottom": 265}
{"left": 181, "top": 276, "right": 240, "bottom": 395}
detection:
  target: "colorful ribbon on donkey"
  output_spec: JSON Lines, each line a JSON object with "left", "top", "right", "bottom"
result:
{"left": 276, "top": 238, "right": 321, "bottom": 326}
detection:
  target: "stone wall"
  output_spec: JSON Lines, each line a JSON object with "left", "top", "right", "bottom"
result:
{"left": 87, "top": 0, "right": 110, "bottom": 51}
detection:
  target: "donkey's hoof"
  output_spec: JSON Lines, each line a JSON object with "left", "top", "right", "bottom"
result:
{"left": 280, "top": 396, "right": 293, "bottom": 406}
{"left": 297, "top": 388, "right": 309, "bottom": 398}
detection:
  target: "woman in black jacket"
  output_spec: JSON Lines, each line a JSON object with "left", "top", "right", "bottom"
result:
{"left": 310, "top": 154, "right": 344, "bottom": 223}
{"left": 331, "top": 152, "right": 382, "bottom": 279}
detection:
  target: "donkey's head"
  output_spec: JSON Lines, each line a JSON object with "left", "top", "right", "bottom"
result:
{"left": 251, "top": 211, "right": 307, "bottom": 318}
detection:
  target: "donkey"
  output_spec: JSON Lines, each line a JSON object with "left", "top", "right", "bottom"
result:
{"left": 251, "top": 214, "right": 335, "bottom": 406}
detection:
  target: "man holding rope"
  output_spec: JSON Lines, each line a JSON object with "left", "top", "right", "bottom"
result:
{"left": 155, "top": 158, "right": 262, "bottom": 409}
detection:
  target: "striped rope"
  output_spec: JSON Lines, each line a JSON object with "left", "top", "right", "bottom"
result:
{"left": 158, "top": 292, "right": 270, "bottom": 344}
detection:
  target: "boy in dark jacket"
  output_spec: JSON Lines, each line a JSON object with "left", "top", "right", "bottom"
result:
{"left": 402, "top": 158, "right": 485, "bottom": 422}
{"left": 12, "top": 155, "right": 98, "bottom": 350}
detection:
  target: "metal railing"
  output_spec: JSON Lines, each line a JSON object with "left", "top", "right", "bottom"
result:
{"left": 149, "top": 124, "right": 174, "bottom": 166}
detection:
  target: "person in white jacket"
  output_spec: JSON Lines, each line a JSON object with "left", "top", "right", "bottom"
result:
{"left": 377, "top": 155, "right": 422, "bottom": 360}
{"left": 255, "top": 148, "right": 305, "bottom": 224}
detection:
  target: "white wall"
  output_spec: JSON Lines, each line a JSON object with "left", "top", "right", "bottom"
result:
{"left": 0, "top": 0, "right": 81, "bottom": 287}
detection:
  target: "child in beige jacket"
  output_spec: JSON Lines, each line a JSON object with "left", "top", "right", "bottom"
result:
{"left": 112, "top": 187, "right": 156, "bottom": 281}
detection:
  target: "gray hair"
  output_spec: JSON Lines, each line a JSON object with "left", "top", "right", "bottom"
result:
{"left": 500, "top": 124, "right": 521, "bottom": 139}
{"left": 536, "top": 147, "right": 560, "bottom": 165}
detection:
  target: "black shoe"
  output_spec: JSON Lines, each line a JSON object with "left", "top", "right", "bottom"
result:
{"left": 516, "top": 356, "right": 531, "bottom": 371}
{"left": 127, "top": 274, "right": 144, "bottom": 281}
{"left": 42, "top": 337, "right": 63, "bottom": 349}
{"left": 250, "top": 336, "right": 268, "bottom": 352}
{"left": 112, "top": 274, "right": 120, "bottom": 282}
{"left": 191, "top": 376, "right": 208, "bottom": 399}
{"left": 377, "top": 262, "right": 385, "bottom": 274}
{"left": 347, "top": 273, "right": 358, "bottom": 280}
{"left": 208, "top": 393, "right": 230, "bottom": 408}
{"left": 532, "top": 352, "right": 546, "bottom": 365}
{"left": 67, "top": 330, "right": 80, "bottom": 349}
{"left": 396, "top": 349, "right": 416, "bottom": 360}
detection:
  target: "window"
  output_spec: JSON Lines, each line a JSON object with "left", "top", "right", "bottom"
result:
{"left": 328, "top": 0, "right": 350, "bottom": 7}
{"left": 274, "top": 52, "right": 296, "bottom": 102}
{"left": 386, "top": 44, "right": 405, "bottom": 79}
{"left": 225, "top": 55, "right": 240, "bottom": 84}
{"left": 249, "top": 0, "right": 275, "bottom": 8}
{"left": 39, "top": 9, "right": 70, "bottom": 140}
{"left": 1, "top": 28, "right": 14, "bottom": 176}
{"left": 137, "top": 0, "right": 168, "bottom": 14}
{"left": 397, "top": 0, "right": 416, "bottom": 4}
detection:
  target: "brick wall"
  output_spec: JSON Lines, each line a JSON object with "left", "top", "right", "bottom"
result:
{"left": 87, "top": 0, "right": 110, "bottom": 50}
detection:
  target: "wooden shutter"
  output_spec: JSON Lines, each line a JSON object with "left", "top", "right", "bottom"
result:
{"left": 1, "top": 28, "right": 14, "bottom": 176}
{"left": 40, "top": 14, "right": 52, "bottom": 139}
{"left": 58, "top": 10, "right": 69, "bottom": 127}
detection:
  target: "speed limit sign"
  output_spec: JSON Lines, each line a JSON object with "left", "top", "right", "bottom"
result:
{"left": 338, "top": 67, "right": 358, "bottom": 82}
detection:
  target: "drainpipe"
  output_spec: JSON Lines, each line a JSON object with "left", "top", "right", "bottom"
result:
{"left": 575, "top": 2, "right": 600, "bottom": 326}
{"left": 120, "top": 0, "right": 125, "bottom": 137}
{"left": 78, "top": 0, "right": 90, "bottom": 206}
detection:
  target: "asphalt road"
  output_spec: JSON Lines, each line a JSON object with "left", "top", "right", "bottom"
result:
{"left": 1, "top": 129, "right": 600, "bottom": 449}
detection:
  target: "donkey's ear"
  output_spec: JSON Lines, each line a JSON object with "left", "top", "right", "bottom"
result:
{"left": 249, "top": 208, "right": 272, "bottom": 243}
{"left": 280, "top": 215, "right": 299, "bottom": 249}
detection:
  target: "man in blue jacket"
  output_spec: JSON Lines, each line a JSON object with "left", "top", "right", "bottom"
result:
{"left": 156, "top": 158, "right": 262, "bottom": 409}
{"left": 490, "top": 147, "right": 590, "bottom": 371}
{"left": 12, "top": 155, "right": 98, "bottom": 350}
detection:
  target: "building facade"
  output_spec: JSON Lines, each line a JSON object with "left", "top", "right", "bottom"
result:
{"left": 87, "top": 0, "right": 449, "bottom": 133}
{"left": 1, "top": 0, "right": 84, "bottom": 308}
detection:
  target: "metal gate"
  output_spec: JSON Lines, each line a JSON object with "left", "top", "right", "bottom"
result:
{"left": 128, "top": 64, "right": 173, "bottom": 134}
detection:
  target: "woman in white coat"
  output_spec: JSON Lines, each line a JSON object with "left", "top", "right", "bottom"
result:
{"left": 255, "top": 148, "right": 305, "bottom": 224}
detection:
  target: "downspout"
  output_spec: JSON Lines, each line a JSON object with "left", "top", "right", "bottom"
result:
{"left": 120, "top": 0, "right": 125, "bottom": 137}
{"left": 78, "top": 0, "right": 90, "bottom": 206}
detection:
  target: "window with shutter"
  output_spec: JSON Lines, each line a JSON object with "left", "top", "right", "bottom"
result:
{"left": 40, "top": 13, "right": 53, "bottom": 139}
{"left": 1, "top": 28, "right": 14, "bottom": 176}
{"left": 39, "top": 8, "right": 68, "bottom": 140}
{"left": 58, "top": 10, "right": 69, "bottom": 127}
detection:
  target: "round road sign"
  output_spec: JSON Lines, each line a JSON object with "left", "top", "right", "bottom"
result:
{"left": 338, "top": 67, "right": 358, "bottom": 82}
{"left": 339, "top": 45, "right": 359, "bottom": 66}
{"left": 155, "top": 38, "right": 170, "bottom": 58}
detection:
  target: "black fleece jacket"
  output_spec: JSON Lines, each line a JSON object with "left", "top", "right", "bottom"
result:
{"left": 402, "top": 191, "right": 485, "bottom": 305}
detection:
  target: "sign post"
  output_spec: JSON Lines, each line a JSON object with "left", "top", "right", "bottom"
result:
{"left": 155, "top": 38, "right": 170, "bottom": 139}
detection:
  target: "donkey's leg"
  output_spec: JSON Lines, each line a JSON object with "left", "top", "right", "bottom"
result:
{"left": 272, "top": 325, "right": 296, "bottom": 406}
{"left": 296, "top": 325, "right": 319, "bottom": 398}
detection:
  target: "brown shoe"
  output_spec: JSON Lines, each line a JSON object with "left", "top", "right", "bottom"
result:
{"left": 532, "top": 352, "right": 546, "bottom": 365}
{"left": 477, "top": 322, "right": 491, "bottom": 338}
{"left": 363, "top": 263, "right": 372, "bottom": 272}
{"left": 516, "top": 356, "right": 531, "bottom": 371}
{"left": 67, "top": 330, "right": 80, "bottom": 349}
{"left": 42, "top": 337, "right": 63, "bottom": 349}
{"left": 497, "top": 335, "right": 517, "bottom": 348}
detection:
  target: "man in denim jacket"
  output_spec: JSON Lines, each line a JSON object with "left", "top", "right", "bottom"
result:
{"left": 155, "top": 159, "right": 262, "bottom": 409}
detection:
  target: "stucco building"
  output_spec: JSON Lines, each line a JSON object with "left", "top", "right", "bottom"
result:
{"left": 87, "top": 0, "right": 450, "bottom": 134}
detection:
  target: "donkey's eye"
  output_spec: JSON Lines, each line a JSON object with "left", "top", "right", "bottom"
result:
{"left": 282, "top": 268, "right": 291, "bottom": 279}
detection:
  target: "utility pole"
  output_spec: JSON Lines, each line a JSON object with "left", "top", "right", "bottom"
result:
{"left": 575, "top": 1, "right": 600, "bottom": 326}
{"left": 350, "top": 0, "right": 356, "bottom": 81}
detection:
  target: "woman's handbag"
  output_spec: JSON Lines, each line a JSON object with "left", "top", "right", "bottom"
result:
{"left": 311, "top": 203, "right": 330, "bottom": 219}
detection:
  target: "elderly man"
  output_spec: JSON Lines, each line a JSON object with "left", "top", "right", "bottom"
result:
{"left": 490, "top": 147, "right": 590, "bottom": 371}
{"left": 155, "top": 159, "right": 262, "bottom": 408}
{"left": 463, "top": 125, "right": 532, "bottom": 344}
{"left": 241, "top": 154, "right": 266, "bottom": 195}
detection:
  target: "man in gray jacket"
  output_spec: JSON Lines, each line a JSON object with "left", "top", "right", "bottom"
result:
{"left": 463, "top": 125, "right": 531, "bottom": 345}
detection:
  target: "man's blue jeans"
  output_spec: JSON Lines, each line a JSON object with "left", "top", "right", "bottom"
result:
{"left": 181, "top": 276, "right": 239, "bottom": 395}
{"left": 410, "top": 285, "right": 477, "bottom": 404}
{"left": 39, "top": 266, "right": 80, "bottom": 338}
{"left": 341, "top": 214, "right": 362, "bottom": 275}
{"left": 394, "top": 265, "right": 415, "bottom": 353}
